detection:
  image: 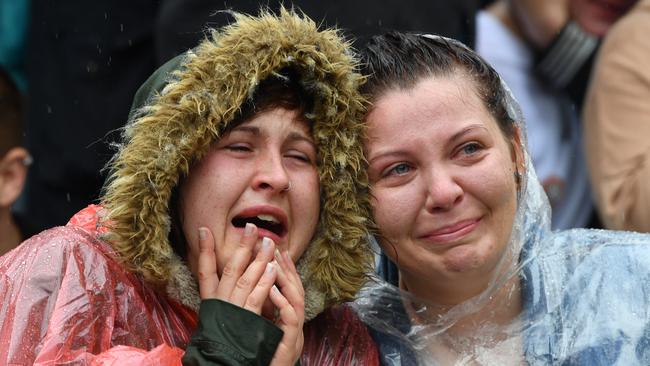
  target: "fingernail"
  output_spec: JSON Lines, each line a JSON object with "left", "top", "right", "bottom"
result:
{"left": 262, "top": 237, "right": 272, "bottom": 251}
{"left": 265, "top": 263, "right": 274, "bottom": 274}
{"left": 198, "top": 228, "right": 206, "bottom": 240}
{"left": 283, "top": 250, "right": 291, "bottom": 263}
{"left": 272, "top": 284, "right": 280, "bottom": 294}
{"left": 244, "top": 223, "right": 254, "bottom": 236}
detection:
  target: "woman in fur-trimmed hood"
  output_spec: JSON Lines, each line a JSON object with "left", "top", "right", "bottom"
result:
{"left": 0, "top": 9, "right": 379, "bottom": 365}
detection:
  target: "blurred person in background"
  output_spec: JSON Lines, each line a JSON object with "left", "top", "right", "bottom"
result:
{"left": 476, "top": 0, "right": 636, "bottom": 230}
{"left": 0, "top": 0, "right": 28, "bottom": 92}
{"left": 583, "top": 0, "right": 650, "bottom": 232}
{"left": 512, "top": 0, "right": 637, "bottom": 106}
{"left": 0, "top": 68, "right": 30, "bottom": 255}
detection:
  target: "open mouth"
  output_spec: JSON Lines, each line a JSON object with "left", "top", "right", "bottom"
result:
{"left": 232, "top": 214, "right": 287, "bottom": 237}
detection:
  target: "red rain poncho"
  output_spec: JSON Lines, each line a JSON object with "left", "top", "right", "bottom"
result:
{"left": 0, "top": 205, "right": 197, "bottom": 365}
{"left": 0, "top": 205, "right": 381, "bottom": 365}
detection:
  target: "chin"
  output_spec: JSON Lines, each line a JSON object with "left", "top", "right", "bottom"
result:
{"left": 441, "top": 245, "right": 484, "bottom": 273}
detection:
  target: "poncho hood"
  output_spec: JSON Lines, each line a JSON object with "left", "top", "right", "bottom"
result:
{"left": 101, "top": 9, "right": 372, "bottom": 319}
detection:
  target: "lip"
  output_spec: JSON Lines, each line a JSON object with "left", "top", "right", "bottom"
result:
{"left": 232, "top": 205, "right": 289, "bottom": 246}
{"left": 419, "top": 218, "right": 481, "bottom": 245}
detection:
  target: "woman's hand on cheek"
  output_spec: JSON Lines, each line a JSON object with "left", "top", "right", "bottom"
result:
{"left": 197, "top": 223, "right": 278, "bottom": 315}
{"left": 268, "top": 249, "right": 305, "bottom": 366}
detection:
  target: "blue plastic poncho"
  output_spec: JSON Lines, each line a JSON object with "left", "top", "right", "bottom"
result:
{"left": 354, "top": 50, "right": 650, "bottom": 365}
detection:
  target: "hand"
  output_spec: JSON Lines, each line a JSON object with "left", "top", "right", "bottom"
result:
{"left": 268, "top": 249, "right": 305, "bottom": 366}
{"left": 196, "top": 223, "right": 305, "bottom": 365}
{"left": 196, "top": 223, "right": 278, "bottom": 315}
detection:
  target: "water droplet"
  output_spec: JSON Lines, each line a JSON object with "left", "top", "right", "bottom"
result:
{"left": 86, "top": 61, "right": 98, "bottom": 73}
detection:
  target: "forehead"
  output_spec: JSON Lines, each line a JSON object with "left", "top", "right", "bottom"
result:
{"left": 367, "top": 75, "right": 492, "bottom": 133}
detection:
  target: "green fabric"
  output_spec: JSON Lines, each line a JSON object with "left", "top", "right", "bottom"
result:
{"left": 182, "top": 299, "right": 283, "bottom": 366}
{"left": 128, "top": 52, "right": 186, "bottom": 121}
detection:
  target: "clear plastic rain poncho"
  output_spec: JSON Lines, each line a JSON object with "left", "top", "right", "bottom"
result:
{"left": 353, "top": 64, "right": 650, "bottom": 365}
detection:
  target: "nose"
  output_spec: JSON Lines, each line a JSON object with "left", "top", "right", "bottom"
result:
{"left": 424, "top": 166, "right": 463, "bottom": 212}
{"left": 252, "top": 151, "right": 291, "bottom": 193}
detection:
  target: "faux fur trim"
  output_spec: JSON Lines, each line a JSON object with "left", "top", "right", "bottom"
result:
{"left": 101, "top": 8, "right": 373, "bottom": 318}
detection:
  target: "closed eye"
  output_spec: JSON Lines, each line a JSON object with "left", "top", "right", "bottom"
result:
{"left": 286, "top": 153, "right": 311, "bottom": 164}
{"left": 226, "top": 144, "right": 252, "bottom": 152}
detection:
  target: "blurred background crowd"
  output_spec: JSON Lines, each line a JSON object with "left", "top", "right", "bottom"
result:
{"left": 0, "top": 0, "right": 647, "bottom": 255}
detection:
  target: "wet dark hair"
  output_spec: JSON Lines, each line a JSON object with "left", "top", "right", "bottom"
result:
{"left": 360, "top": 32, "right": 515, "bottom": 138}
{"left": 169, "top": 69, "right": 314, "bottom": 260}
{"left": 0, "top": 68, "right": 24, "bottom": 157}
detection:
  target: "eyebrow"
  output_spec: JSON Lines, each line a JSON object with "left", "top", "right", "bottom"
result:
{"left": 449, "top": 124, "right": 489, "bottom": 143}
{"left": 287, "top": 131, "right": 315, "bottom": 147}
{"left": 230, "top": 125, "right": 315, "bottom": 147}
{"left": 368, "top": 151, "right": 404, "bottom": 165}
{"left": 230, "top": 125, "right": 260, "bottom": 136}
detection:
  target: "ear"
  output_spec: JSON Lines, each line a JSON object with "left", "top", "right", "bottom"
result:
{"left": 509, "top": 126, "right": 526, "bottom": 193}
{"left": 510, "top": 126, "right": 525, "bottom": 174}
{"left": 0, "top": 147, "right": 29, "bottom": 207}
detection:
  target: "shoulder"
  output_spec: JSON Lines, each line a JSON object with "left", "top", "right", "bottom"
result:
{"left": 529, "top": 229, "right": 650, "bottom": 315}
{"left": 1, "top": 225, "right": 126, "bottom": 293}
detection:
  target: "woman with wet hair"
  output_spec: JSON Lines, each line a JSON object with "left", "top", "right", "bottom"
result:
{"left": 356, "top": 32, "right": 650, "bottom": 365}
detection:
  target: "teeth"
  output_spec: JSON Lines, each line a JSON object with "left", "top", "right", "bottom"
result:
{"left": 257, "top": 214, "right": 279, "bottom": 223}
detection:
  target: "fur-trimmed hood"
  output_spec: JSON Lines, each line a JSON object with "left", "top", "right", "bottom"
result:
{"left": 100, "top": 9, "right": 372, "bottom": 319}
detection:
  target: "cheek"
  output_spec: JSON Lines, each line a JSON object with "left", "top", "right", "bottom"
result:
{"left": 181, "top": 171, "right": 228, "bottom": 231}
{"left": 475, "top": 146, "right": 518, "bottom": 205}
{"left": 473, "top": 157, "right": 518, "bottom": 248}
{"left": 298, "top": 172, "right": 320, "bottom": 219}
{"left": 180, "top": 156, "right": 246, "bottom": 273}
{"left": 371, "top": 186, "right": 420, "bottom": 240}
{"left": 290, "top": 171, "right": 320, "bottom": 255}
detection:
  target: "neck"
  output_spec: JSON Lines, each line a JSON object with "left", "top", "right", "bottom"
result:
{"left": 0, "top": 209, "right": 22, "bottom": 256}
{"left": 399, "top": 264, "right": 522, "bottom": 337}
{"left": 487, "top": 0, "right": 526, "bottom": 41}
